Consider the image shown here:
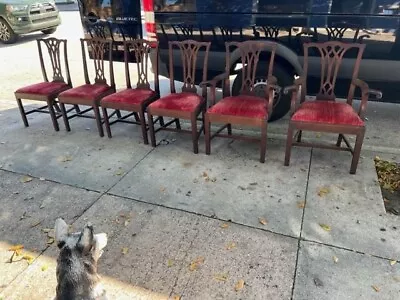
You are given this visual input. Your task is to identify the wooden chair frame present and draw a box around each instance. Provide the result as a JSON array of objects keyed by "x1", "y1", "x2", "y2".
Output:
[
  {"x1": 101, "y1": 39, "x2": 160, "y2": 144},
  {"x1": 14, "y1": 38, "x2": 73, "y2": 131},
  {"x1": 284, "y1": 41, "x2": 382, "y2": 174},
  {"x1": 147, "y1": 40, "x2": 211, "y2": 153},
  {"x1": 58, "y1": 38, "x2": 115, "y2": 137},
  {"x1": 201, "y1": 41, "x2": 281, "y2": 163}
]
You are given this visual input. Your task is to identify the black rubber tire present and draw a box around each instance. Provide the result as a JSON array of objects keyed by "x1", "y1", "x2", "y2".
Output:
[
  {"x1": 42, "y1": 27, "x2": 57, "y2": 35},
  {"x1": 0, "y1": 18, "x2": 18, "y2": 44},
  {"x1": 231, "y1": 63, "x2": 294, "y2": 122}
]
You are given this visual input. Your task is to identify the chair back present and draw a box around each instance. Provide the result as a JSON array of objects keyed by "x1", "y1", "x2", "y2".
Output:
[
  {"x1": 168, "y1": 40, "x2": 211, "y2": 99},
  {"x1": 123, "y1": 39, "x2": 159, "y2": 95},
  {"x1": 301, "y1": 41, "x2": 365, "y2": 103},
  {"x1": 80, "y1": 38, "x2": 115, "y2": 88},
  {"x1": 37, "y1": 37, "x2": 71, "y2": 86}
]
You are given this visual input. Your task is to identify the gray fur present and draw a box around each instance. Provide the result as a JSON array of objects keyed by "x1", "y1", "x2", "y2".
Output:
[{"x1": 54, "y1": 218, "x2": 108, "y2": 300}]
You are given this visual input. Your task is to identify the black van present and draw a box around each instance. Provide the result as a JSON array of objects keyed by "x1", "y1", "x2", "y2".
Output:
[{"x1": 77, "y1": 0, "x2": 400, "y2": 121}]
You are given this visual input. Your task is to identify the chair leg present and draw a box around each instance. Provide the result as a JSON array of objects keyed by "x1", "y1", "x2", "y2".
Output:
[
  {"x1": 336, "y1": 134, "x2": 343, "y2": 147},
  {"x1": 116, "y1": 109, "x2": 122, "y2": 119},
  {"x1": 47, "y1": 100, "x2": 59, "y2": 132},
  {"x1": 260, "y1": 120, "x2": 267, "y2": 163},
  {"x1": 139, "y1": 109, "x2": 149, "y2": 145},
  {"x1": 54, "y1": 102, "x2": 61, "y2": 113},
  {"x1": 132, "y1": 112, "x2": 140, "y2": 123},
  {"x1": 59, "y1": 102, "x2": 71, "y2": 132},
  {"x1": 284, "y1": 124, "x2": 294, "y2": 166},
  {"x1": 191, "y1": 114, "x2": 199, "y2": 154},
  {"x1": 227, "y1": 124, "x2": 232, "y2": 135},
  {"x1": 205, "y1": 114, "x2": 211, "y2": 155},
  {"x1": 16, "y1": 98, "x2": 29, "y2": 127},
  {"x1": 350, "y1": 130, "x2": 365, "y2": 174},
  {"x1": 297, "y1": 130, "x2": 302, "y2": 142},
  {"x1": 175, "y1": 118, "x2": 181, "y2": 130},
  {"x1": 93, "y1": 105, "x2": 104, "y2": 137},
  {"x1": 148, "y1": 113, "x2": 157, "y2": 147},
  {"x1": 159, "y1": 117, "x2": 165, "y2": 127},
  {"x1": 102, "y1": 107, "x2": 112, "y2": 138},
  {"x1": 74, "y1": 105, "x2": 81, "y2": 113}
]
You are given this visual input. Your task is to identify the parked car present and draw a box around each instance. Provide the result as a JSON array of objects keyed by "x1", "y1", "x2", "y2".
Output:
[
  {"x1": 0, "y1": 0, "x2": 61, "y2": 44},
  {"x1": 77, "y1": 0, "x2": 400, "y2": 121}
]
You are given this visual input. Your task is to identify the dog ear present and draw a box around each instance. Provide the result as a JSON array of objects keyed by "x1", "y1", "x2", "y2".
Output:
[
  {"x1": 55, "y1": 218, "x2": 68, "y2": 248},
  {"x1": 77, "y1": 223, "x2": 94, "y2": 254},
  {"x1": 92, "y1": 233, "x2": 108, "y2": 260}
]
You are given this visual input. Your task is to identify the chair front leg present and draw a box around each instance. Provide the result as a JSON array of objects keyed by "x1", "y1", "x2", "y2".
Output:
[
  {"x1": 102, "y1": 107, "x2": 112, "y2": 138},
  {"x1": 284, "y1": 124, "x2": 294, "y2": 166},
  {"x1": 227, "y1": 124, "x2": 232, "y2": 135},
  {"x1": 59, "y1": 102, "x2": 71, "y2": 132},
  {"x1": 350, "y1": 129, "x2": 365, "y2": 174},
  {"x1": 47, "y1": 99, "x2": 60, "y2": 131},
  {"x1": 260, "y1": 119, "x2": 267, "y2": 163},
  {"x1": 93, "y1": 104, "x2": 104, "y2": 137},
  {"x1": 148, "y1": 112, "x2": 157, "y2": 147},
  {"x1": 191, "y1": 114, "x2": 199, "y2": 154},
  {"x1": 336, "y1": 134, "x2": 343, "y2": 147},
  {"x1": 175, "y1": 118, "x2": 181, "y2": 130},
  {"x1": 139, "y1": 108, "x2": 149, "y2": 145},
  {"x1": 205, "y1": 114, "x2": 211, "y2": 155},
  {"x1": 16, "y1": 98, "x2": 29, "y2": 127}
]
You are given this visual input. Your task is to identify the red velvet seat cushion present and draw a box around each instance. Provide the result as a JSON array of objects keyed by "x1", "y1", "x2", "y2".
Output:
[
  {"x1": 101, "y1": 88, "x2": 156, "y2": 107},
  {"x1": 15, "y1": 81, "x2": 69, "y2": 95},
  {"x1": 292, "y1": 101, "x2": 364, "y2": 126},
  {"x1": 58, "y1": 84, "x2": 111, "y2": 101},
  {"x1": 207, "y1": 95, "x2": 267, "y2": 119},
  {"x1": 148, "y1": 92, "x2": 203, "y2": 112}
]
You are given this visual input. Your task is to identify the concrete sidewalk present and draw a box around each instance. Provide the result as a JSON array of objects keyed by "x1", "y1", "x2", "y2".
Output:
[{"x1": 0, "y1": 98, "x2": 399, "y2": 300}]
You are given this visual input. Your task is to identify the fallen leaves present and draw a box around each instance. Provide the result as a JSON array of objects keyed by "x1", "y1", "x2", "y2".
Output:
[
  {"x1": 297, "y1": 201, "x2": 306, "y2": 209},
  {"x1": 8, "y1": 245, "x2": 35, "y2": 264},
  {"x1": 319, "y1": 224, "x2": 331, "y2": 232},
  {"x1": 374, "y1": 157, "x2": 400, "y2": 192},
  {"x1": 371, "y1": 285, "x2": 380, "y2": 292},
  {"x1": 173, "y1": 296, "x2": 181, "y2": 300},
  {"x1": 189, "y1": 256, "x2": 205, "y2": 271},
  {"x1": 234, "y1": 279, "x2": 245, "y2": 291},
  {"x1": 220, "y1": 223, "x2": 230, "y2": 229},
  {"x1": 332, "y1": 256, "x2": 339, "y2": 263},
  {"x1": 226, "y1": 242, "x2": 236, "y2": 250},
  {"x1": 8, "y1": 245, "x2": 24, "y2": 252},
  {"x1": 58, "y1": 155, "x2": 73, "y2": 163},
  {"x1": 317, "y1": 187, "x2": 330, "y2": 197},
  {"x1": 20, "y1": 176, "x2": 33, "y2": 183},
  {"x1": 46, "y1": 237, "x2": 55, "y2": 245},
  {"x1": 389, "y1": 260, "x2": 397, "y2": 266},
  {"x1": 30, "y1": 220, "x2": 42, "y2": 228},
  {"x1": 214, "y1": 273, "x2": 229, "y2": 282},
  {"x1": 114, "y1": 169, "x2": 124, "y2": 176},
  {"x1": 259, "y1": 217, "x2": 268, "y2": 225},
  {"x1": 121, "y1": 247, "x2": 129, "y2": 255},
  {"x1": 167, "y1": 259, "x2": 174, "y2": 267},
  {"x1": 41, "y1": 264, "x2": 48, "y2": 272},
  {"x1": 22, "y1": 254, "x2": 34, "y2": 265}
]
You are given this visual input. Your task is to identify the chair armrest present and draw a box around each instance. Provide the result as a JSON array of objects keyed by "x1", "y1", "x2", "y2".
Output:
[
  {"x1": 284, "y1": 77, "x2": 304, "y2": 115},
  {"x1": 352, "y1": 79, "x2": 382, "y2": 99},
  {"x1": 200, "y1": 72, "x2": 230, "y2": 88},
  {"x1": 267, "y1": 75, "x2": 282, "y2": 94}
]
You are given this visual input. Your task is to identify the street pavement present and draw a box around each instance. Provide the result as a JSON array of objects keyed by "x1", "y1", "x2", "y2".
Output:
[{"x1": 0, "y1": 6, "x2": 399, "y2": 300}]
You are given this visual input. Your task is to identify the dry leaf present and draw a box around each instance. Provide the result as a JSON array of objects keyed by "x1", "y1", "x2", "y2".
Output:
[
  {"x1": 20, "y1": 176, "x2": 33, "y2": 183},
  {"x1": 319, "y1": 224, "x2": 331, "y2": 232},
  {"x1": 173, "y1": 296, "x2": 181, "y2": 300},
  {"x1": 226, "y1": 242, "x2": 236, "y2": 250},
  {"x1": 259, "y1": 217, "x2": 268, "y2": 225},
  {"x1": 317, "y1": 187, "x2": 330, "y2": 197},
  {"x1": 47, "y1": 237, "x2": 55, "y2": 245},
  {"x1": 121, "y1": 247, "x2": 129, "y2": 255},
  {"x1": 297, "y1": 201, "x2": 306, "y2": 209},
  {"x1": 220, "y1": 223, "x2": 230, "y2": 229},
  {"x1": 167, "y1": 259, "x2": 174, "y2": 267},
  {"x1": 332, "y1": 256, "x2": 339, "y2": 263},
  {"x1": 202, "y1": 172, "x2": 208, "y2": 177},
  {"x1": 235, "y1": 279, "x2": 245, "y2": 291},
  {"x1": 371, "y1": 285, "x2": 380, "y2": 292},
  {"x1": 58, "y1": 155, "x2": 73, "y2": 163},
  {"x1": 30, "y1": 220, "x2": 42, "y2": 228},
  {"x1": 41, "y1": 264, "x2": 48, "y2": 272},
  {"x1": 390, "y1": 260, "x2": 397, "y2": 266},
  {"x1": 214, "y1": 273, "x2": 229, "y2": 282},
  {"x1": 189, "y1": 256, "x2": 205, "y2": 271},
  {"x1": 42, "y1": 228, "x2": 51, "y2": 233},
  {"x1": 160, "y1": 187, "x2": 166, "y2": 192},
  {"x1": 114, "y1": 169, "x2": 124, "y2": 176},
  {"x1": 22, "y1": 254, "x2": 35, "y2": 265},
  {"x1": 8, "y1": 245, "x2": 24, "y2": 252}
]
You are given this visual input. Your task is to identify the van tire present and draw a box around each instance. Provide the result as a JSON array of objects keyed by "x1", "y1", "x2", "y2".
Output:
[
  {"x1": 0, "y1": 19, "x2": 18, "y2": 44},
  {"x1": 42, "y1": 27, "x2": 57, "y2": 35},
  {"x1": 231, "y1": 63, "x2": 293, "y2": 122}
]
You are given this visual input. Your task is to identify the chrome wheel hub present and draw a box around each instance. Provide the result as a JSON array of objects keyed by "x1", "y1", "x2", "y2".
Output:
[
  {"x1": 0, "y1": 22, "x2": 10, "y2": 41},
  {"x1": 253, "y1": 78, "x2": 281, "y2": 108}
]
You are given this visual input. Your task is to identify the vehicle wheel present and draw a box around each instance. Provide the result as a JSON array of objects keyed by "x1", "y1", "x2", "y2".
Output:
[
  {"x1": 0, "y1": 19, "x2": 18, "y2": 44},
  {"x1": 232, "y1": 63, "x2": 294, "y2": 122},
  {"x1": 42, "y1": 27, "x2": 57, "y2": 35}
]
